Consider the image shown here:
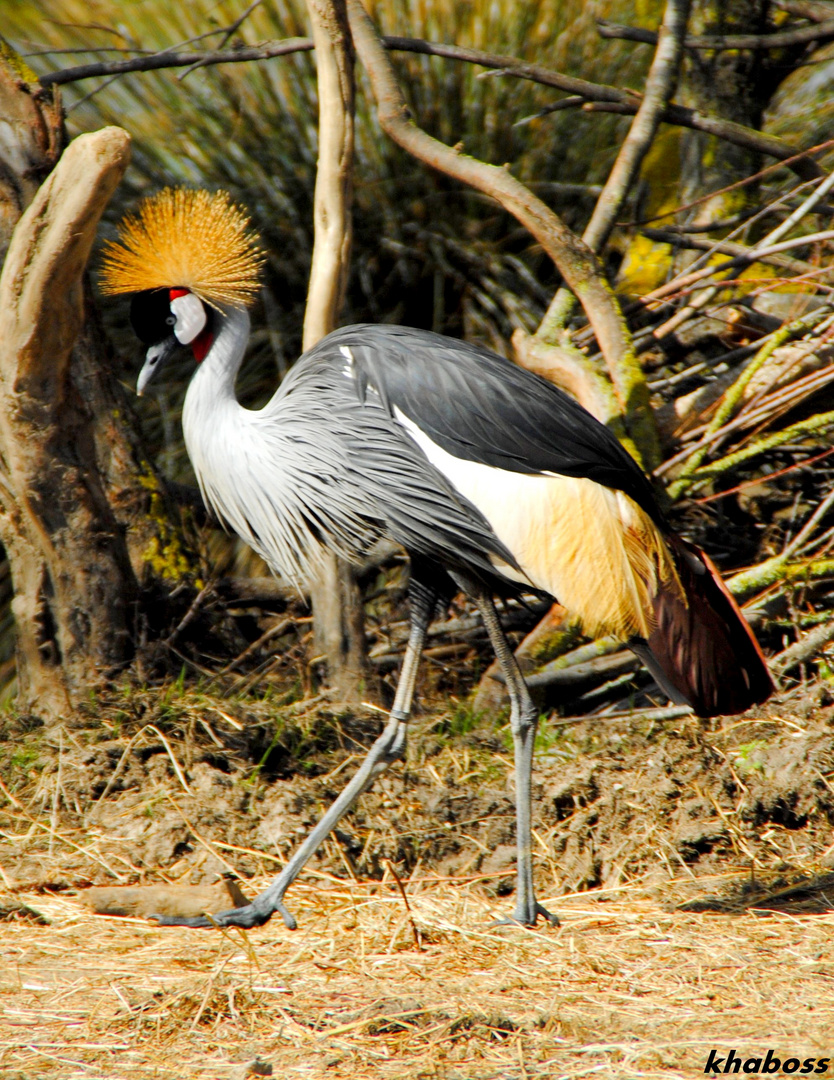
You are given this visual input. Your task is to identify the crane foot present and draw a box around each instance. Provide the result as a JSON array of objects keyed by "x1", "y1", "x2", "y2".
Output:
[
  {"x1": 492, "y1": 901, "x2": 560, "y2": 929},
  {"x1": 148, "y1": 895, "x2": 297, "y2": 930}
]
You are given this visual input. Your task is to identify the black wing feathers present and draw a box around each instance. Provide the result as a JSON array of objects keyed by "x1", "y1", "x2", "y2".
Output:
[{"x1": 318, "y1": 324, "x2": 662, "y2": 522}]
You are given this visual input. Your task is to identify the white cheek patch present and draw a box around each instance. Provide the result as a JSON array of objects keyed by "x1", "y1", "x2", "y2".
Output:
[{"x1": 170, "y1": 293, "x2": 207, "y2": 345}]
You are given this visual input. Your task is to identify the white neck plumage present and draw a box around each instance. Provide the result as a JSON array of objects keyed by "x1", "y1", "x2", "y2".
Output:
[
  {"x1": 188, "y1": 304, "x2": 251, "y2": 401},
  {"x1": 181, "y1": 304, "x2": 251, "y2": 514}
]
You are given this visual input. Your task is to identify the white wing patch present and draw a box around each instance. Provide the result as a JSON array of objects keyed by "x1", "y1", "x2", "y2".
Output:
[
  {"x1": 340, "y1": 344, "x2": 355, "y2": 380},
  {"x1": 394, "y1": 408, "x2": 680, "y2": 639}
]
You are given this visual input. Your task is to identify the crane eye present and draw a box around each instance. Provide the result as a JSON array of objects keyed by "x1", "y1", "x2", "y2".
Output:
[
  {"x1": 165, "y1": 315, "x2": 176, "y2": 326},
  {"x1": 169, "y1": 292, "x2": 207, "y2": 344}
]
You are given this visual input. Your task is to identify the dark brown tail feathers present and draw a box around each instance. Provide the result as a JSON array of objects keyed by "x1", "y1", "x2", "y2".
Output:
[{"x1": 636, "y1": 536, "x2": 774, "y2": 718}]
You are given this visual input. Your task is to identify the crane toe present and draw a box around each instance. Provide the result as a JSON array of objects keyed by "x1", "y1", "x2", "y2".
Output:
[
  {"x1": 492, "y1": 901, "x2": 560, "y2": 929},
  {"x1": 148, "y1": 896, "x2": 296, "y2": 930}
]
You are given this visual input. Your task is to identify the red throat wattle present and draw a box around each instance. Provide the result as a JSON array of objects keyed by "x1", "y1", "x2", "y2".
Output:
[{"x1": 191, "y1": 329, "x2": 214, "y2": 362}]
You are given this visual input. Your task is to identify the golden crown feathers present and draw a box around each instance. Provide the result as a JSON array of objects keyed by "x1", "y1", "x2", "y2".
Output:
[{"x1": 100, "y1": 188, "x2": 265, "y2": 308}]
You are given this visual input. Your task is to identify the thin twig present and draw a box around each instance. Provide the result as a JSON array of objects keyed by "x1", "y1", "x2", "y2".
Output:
[
  {"x1": 39, "y1": 37, "x2": 315, "y2": 84},
  {"x1": 625, "y1": 137, "x2": 834, "y2": 228},
  {"x1": 765, "y1": 168, "x2": 834, "y2": 248},
  {"x1": 383, "y1": 858, "x2": 423, "y2": 950},
  {"x1": 22, "y1": 46, "x2": 156, "y2": 57},
  {"x1": 542, "y1": 0, "x2": 692, "y2": 329},
  {"x1": 48, "y1": 729, "x2": 63, "y2": 858},
  {"x1": 641, "y1": 227, "x2": 817, "y2": 275},
  {"x1": 772, "y1": 619, "x2": 834, "y2": 675},
  {"x1": 597, "y1": 15, "x2": 834, "y2": 51},
  {"x1": 694, "y1": 409, "x2": 834, "y2": 495},
  {"x1": 666, "y1": 310, "x2": 832, "y2": 497},
  {"x1": 550, "y1": 705, "x2": 694, "y2": 725},
  {"x1": 584, "y1": 0, "x2": 692, "y2": 255},
  {"x1": 219, "y1": 617, "x2": 294, "y2": 675},
  {"x1": 178, "y1": 0, "x2": 263, "y2": 79},
  {"x1": 164, "y1": 793, "x2": 244, "y2": 877},
  {"x1": 145, "y1": 725, "x2": 193, "y2": 796},
  {"x1": 0, "y1": 774, "x2": 23, "y2": 809},
  {"x1": 694, "y1": 446, "x2": 834, "y2": 504},
  {"x1": 638, "y1": 229, "x2": 834, "y2": 314},
  {"x1": 648, "y1": 180, "x2": 834, "y2": 340},
  {"x1": 163, "y1": 583, "x2": 215, "y2": 648}
]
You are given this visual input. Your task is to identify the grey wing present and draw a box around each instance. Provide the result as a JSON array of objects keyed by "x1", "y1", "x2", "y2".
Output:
[
  {"x1": 268, "y1": 354, "x2": 523, "y2": 587},
  {"x1": 317, "y1": 323, "x2": 663, "y2": 523}
]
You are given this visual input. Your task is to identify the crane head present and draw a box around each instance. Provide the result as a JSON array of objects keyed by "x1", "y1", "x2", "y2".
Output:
[
  {"x1": 98, "y1": 187, "x2": 265, "y2": 394},
  {"x1": 131, "y1": 287, "x2": 213, "y2": 396}
]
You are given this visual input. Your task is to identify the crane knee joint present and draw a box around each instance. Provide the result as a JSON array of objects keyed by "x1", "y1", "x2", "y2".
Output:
[{"x1": 510, "y1": 704, "x2": 538, "y2": 738}]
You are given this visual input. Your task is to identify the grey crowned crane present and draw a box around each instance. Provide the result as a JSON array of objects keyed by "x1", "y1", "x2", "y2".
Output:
[{"x1": 102, "y1": 188, "x2": 773, "y2": 931}]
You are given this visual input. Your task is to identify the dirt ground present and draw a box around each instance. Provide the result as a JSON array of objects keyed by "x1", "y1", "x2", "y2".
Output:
[{"x1": 3, "y1": 679, "x2": 834, "y2": 1078}]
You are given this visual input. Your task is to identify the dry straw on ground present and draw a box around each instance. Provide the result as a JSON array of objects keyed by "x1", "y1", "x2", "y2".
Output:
[
  {"x1": 2, "y1": 871, "x2": 834, "y2": 1079},
  {"x1": 5, "y1": 691, "x2": 834, "y2": 1077}
]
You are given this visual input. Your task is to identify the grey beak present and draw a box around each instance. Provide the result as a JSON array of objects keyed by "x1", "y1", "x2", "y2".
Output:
[{"x1": 137, "y1": 335, "x2": 179, "y2": 397}]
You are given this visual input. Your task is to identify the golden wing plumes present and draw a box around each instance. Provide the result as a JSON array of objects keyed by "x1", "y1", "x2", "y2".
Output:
[{"x1": 100, "y1": 188, "x2": 265, "y2": 308}]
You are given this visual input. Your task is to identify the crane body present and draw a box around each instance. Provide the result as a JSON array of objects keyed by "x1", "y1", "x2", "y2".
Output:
[{"x1": 103, "y1": 189, "x2": 774, "y2": 931}]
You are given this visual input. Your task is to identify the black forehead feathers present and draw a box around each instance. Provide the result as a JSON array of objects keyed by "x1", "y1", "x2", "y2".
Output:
[{"x1": 129, "y1": 289, "x2": 172, "y2": 344}]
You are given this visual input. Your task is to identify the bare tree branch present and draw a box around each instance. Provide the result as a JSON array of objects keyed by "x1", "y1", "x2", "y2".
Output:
[
  {"x1": 584, "y1": 0, "x2": 692, "y2": 255},
  {"x1": 775, "y1": 0, "x2": 834, "y2": 22},
  {"x1": 178, "y1": 0, "x2": 264, "y2": 79},
  {"x1": 597, "y1": 15, "x2": 834, "y2": 50},
  {"x1": 511, "y1": 330, "x2": 624, "y2": 428},
  {"x1": 641, "y1": 170, "x2": 834, "y2": 347},
  {"x1": 345, "y1": 0, "x2": 660, "y2": 469},
  {"x1": 39, "y1": 39, "x2": 315, "y2": 84},
  {"x1": 543, "y1": 0, "x2": 691, "y2": 333},
  {"x1": 637, "y1": 227, "x2": 834, "y2": 311},
  {"x1": 641, "y1": 227, "x2": 820, "y2": 274},
  {"x1": 772, "y1": 608, "x2": 834, "y2": 674},
  {"x1": 380, "y1": 39, "x2": 823, "y2": 183},
  {"x1": 576, "y1": 99, "x2": 822, "y2": 182},
  {"x1": 37, "y1": 36, "x2": 822, "y2": 183},
  {"x1": 302, "y1": 0, "x2": 354, "y2": 349}
]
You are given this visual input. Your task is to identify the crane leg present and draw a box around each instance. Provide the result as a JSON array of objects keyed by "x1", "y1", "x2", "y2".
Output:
[
  {"x1": 468, "y1": 585, "x2": 559, "y2": 929},
  {"x1": 150, "y1": 580, "x2": 437, "y2": 930}
]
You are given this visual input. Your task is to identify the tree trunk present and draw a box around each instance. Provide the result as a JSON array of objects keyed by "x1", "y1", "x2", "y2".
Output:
[
  {"x1": 303, "y1": 0, "x2": 367, "y2": 704},
  {"x1": 0, "y1": 53, "x2": 201, "y2": 720},
  {"x1": 0, "y1": 50, "x2": 64, "y2": 266},
  {"x1": 0, "y1": 127, "x2": 137, "y2": 721},
  {"x1": 311, "y1": 554, "x2": 367, "y2": 703}
]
